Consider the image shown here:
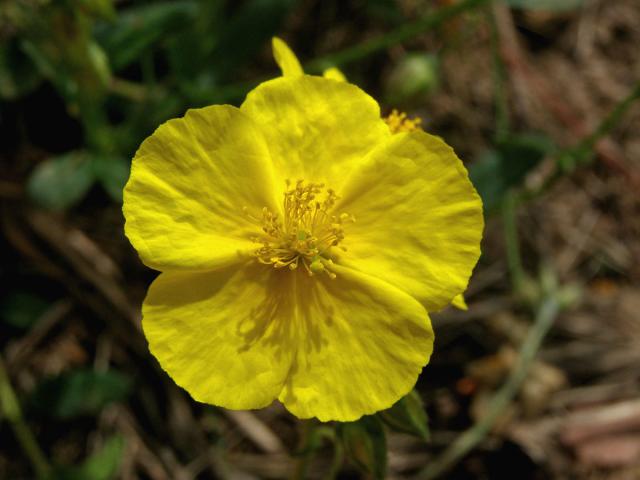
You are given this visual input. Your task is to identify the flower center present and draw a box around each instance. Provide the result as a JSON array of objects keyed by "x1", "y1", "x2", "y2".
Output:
[{"x1": 247, "y1": 180, "x2": 353, "y2": 279}]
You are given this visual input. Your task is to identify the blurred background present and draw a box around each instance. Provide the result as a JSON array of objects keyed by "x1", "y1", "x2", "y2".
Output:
[{"x1": 1, "y1": 0, "x2": 639, "y2": 478}]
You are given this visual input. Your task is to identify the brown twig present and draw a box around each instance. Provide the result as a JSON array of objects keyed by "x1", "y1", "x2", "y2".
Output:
[
  {"x1": 223, "y1": 410, "x2": 286, "y2": 454},
  {"x1": 25, "y1": 210, "x2": 140, "y2": 327},
  {"x1": 5, "y1": 299, "x2": 73, "y2": 372}
]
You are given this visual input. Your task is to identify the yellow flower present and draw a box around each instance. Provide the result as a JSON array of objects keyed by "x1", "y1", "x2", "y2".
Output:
[{"x1": 123, "y1": 38, "x2": 483, "y2": 422}]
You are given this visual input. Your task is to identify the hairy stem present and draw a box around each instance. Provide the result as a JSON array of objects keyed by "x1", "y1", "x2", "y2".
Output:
[{"x1": 503, "y1": 191, "x2": 525, "y2": 292}]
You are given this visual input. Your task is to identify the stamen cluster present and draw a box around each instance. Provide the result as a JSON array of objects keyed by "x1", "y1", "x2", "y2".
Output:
[
  {"x1": 248, "y1": 180, "x2": 353, "y2": 278},
  {"x1": 384, "y1": 109, "x2": 422, "y2": 133}
]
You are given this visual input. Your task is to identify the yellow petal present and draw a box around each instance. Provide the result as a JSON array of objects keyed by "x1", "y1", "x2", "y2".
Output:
[
  {"x1": 279, "y1": 265, "x2": 434, "y2": 422},
  {"x1": 123, "y1": 105, "x2": 280, "y2": 271},
  {"x1": 322, "y1": 67, "x2": 346, "y2": 82},
  {"x1": 241, "y1": 75, "x2": 390, "y2": 188},
  {"x1": 335, "y1": 130, "x2": 484, "y2": 312},
  {"x1": 142, "y1": 265, "x2": 295, "y2": 410},
  {"x1": 272, "y1": 37, "x2": 303, "y2": 77},
  {"x1": 451, "y1": 294, "x2": 468, "y2": 310}
]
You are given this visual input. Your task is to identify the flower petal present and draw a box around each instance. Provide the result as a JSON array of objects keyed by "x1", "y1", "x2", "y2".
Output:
[
  {"x1": 322, "y1": 67, "x2": 346, "y2": 82},
  {"x1": 451, "y1": 294, "x2": 468, "y2": 310},
  {"x1": 272, "y1": 37, "x2": 303, "y2": 77},
  {"x1": 123, "y1": 105, "x2": 280, "y2": 271},
  {"x1": 279, "y1": 265, "x2": 434, "y2": 422},
  {"x1": 142, "y1": 264, "x2": 295, "y2": 410},
  {"x1": 240, "y1": 75, "x2": 390, "y2": 188},
  {"x1": 335, "y1": 130, "x2": 484, "y2": 312}
]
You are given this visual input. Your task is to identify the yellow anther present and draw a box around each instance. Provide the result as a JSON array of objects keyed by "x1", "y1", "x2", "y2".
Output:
[{"x1": 384, "y1": 109, "x2": 422, "y2": 134}]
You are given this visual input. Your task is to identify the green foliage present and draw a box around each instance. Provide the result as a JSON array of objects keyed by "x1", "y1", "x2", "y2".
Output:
[
  {"x1": 166, "y1": 1, "x2": 225, "y2": 84},
  {"x1": 79, "y1": 0, "x2": 117, "y2": 20},
  {"x1": 12, "y1": 1, "x2": 112, "y2": 105},
  {"x1": 53, "y1": 436, "x2": 125, "y2": 480},
  {"x1": 29, "y1": 369, "x2": 132, "y2": 419},
  {"x1": 470, "y1": 133, "x2": 555, "y2": 212},
  {"x1": 95, "y1": 1, "x2": 198, "y2": 71},
  {"x1": 378, "y1": 389, "x2": 430, "y2": 440},
  {"x1": 0, "y1": 292, "x2": 50, "y2": 329},
  {"x1": 339, "y1": 415, "x2": 387, "y2": 480}
]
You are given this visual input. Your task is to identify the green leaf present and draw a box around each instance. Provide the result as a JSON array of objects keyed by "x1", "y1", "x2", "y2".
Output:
[
  {"x1": 0, "y1": 292, "x2": 50, "y2": 329},
  {"x1": 378, "y1": 389, "x2": 430, "y2": 440},
  {"x1": 339, "y1": 415, "x2": 387, "y2": 480},
  {"x1": 29, "y1": 369, "x2": 132, "y2": 419},
  {"x1": 55, "y1": 436, "x2": 125, "y2": 480},
  {"x1": 469, "y1": 150, "x2": 503, "y2": 213},
  {"x1": 27, "y1": 152, "x2": 96, "y2": 212},
  {"x1": 499, "y1": 134, "x2": 555, "y2": 186},
  {"x1": 94, "y1": 1, "x2": 198, "y2": 71},
  {"x1": 469, "y1": 133, "x2": 554, "y2": 212},
  {"x1": 505, "y1": 0, "x2": 584, "y2": 11},
  {"x1": 91, "y1": 156, "x2": 130, "y2": 203}
]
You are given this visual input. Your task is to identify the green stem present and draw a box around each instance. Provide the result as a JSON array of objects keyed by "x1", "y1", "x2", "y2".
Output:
[
  {"x1": 305, "y1": 0, "x2": 492, "y2": 72},
  {"x1": 290, "y1": 420, "x2": 315, "y2": 480},
  {"x1": 574, "y1": 80, "x2": 640, "y2": 156},
  {"x1": 416, "y1": 295, "x2": 560, "y2": 480},
  {"x1": 0, "y1": 358, "x2": 51, "y2": 479},
  {"x1": 502, "y1": 191, "x2": 525, "y2": 293},
  {"x1": 324, "y1": 439, "x2": 344, "y2": 480},
  {"x1": 557, "y1": 80, "x2": 640, "y2": 171}
]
